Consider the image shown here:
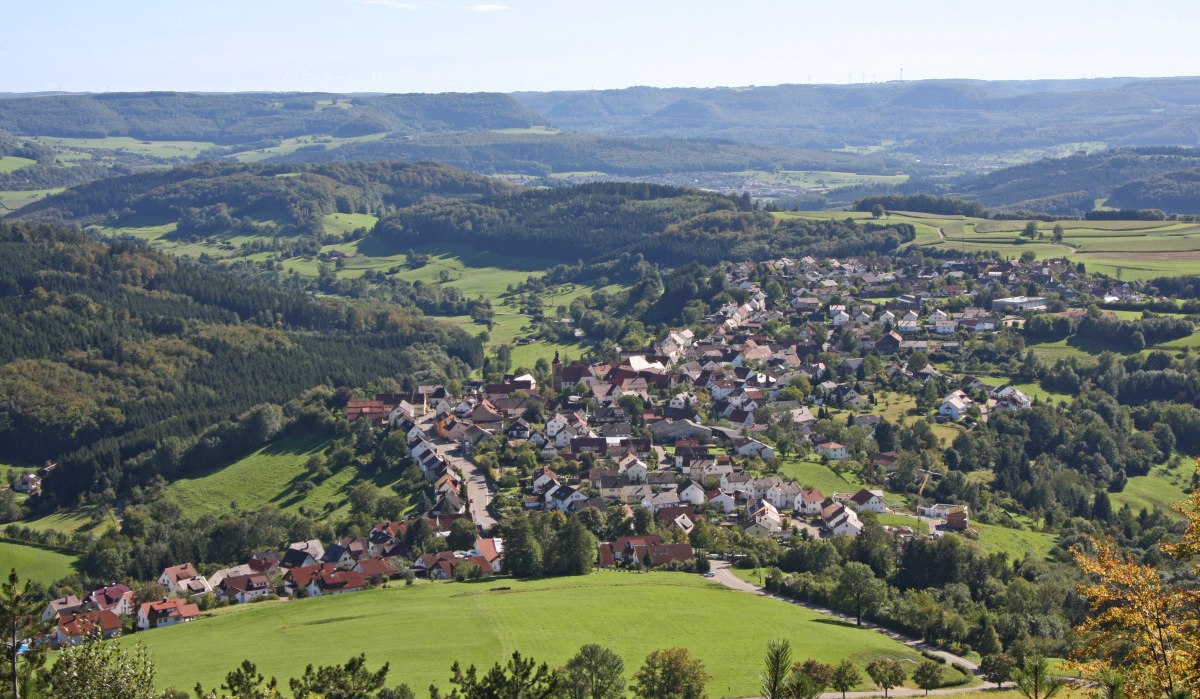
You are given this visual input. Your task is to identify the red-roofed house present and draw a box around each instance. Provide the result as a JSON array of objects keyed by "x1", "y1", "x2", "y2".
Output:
[
  {"x1": 55, "y1": 610, "x2": 121, "y2": 646},
  {"x1": 136, "y1": 598, "x2": 200, "y2": 631},
  {"x1": 88, "y1": 583, "x2": 134, "y2": 617},
  {"x1": 157, "y1": 563, "x2": 199, "y2": 595}
]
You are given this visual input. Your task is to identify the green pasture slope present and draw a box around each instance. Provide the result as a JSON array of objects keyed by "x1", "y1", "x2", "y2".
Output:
[
  {"x1": 164, "y1": 433, "x2": 414, "y2": 521},
  {"x1": 0, "y1": 541, "x2": 78, "y2": 585},
  {"x1": 130, "y1": 572, "x2": 938, "y2": 696}
]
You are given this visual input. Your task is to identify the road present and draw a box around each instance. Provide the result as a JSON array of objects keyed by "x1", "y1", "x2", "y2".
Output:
[
  {"x1": 416, "y1": 410, "x2": 498, "y2": 534},
  {"x1": 709, "y1": 561, "x2": 989, "y2": 698},
  {"x1": 439, "y1": 443, "x2": 498, "y2": 533}
]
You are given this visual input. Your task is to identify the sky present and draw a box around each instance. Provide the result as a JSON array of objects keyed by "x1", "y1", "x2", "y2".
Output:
[{"x1": 5, "y1": 0, "x2": 1200, "y2": 94}]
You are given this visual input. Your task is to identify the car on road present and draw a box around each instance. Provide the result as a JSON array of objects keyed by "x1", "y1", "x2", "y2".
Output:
[{"x1": 702, "y1": 571, "x2": 716, "y2": 578}]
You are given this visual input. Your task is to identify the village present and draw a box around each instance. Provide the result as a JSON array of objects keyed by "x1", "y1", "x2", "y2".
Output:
[{"x1": 35, "y1": 250, "x2": 1147, "y2": 645}]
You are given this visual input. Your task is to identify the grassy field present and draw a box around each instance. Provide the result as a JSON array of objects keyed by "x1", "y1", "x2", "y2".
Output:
[
  {"x1": 0, "y1": 541, "x2": 79, "y2": 585},
  {"x1": 0, "y1": 156, "x2": 36, "y2": 173},
  {"x1": 966, "y1": 522, "x2": 1057, "y2": 561},
  {"x1": 25, "y1": 135, "x2": 217, "y2": 159},
  {"x1": 163, "y1": 433, "x2": 404, "y2": 521},
  {"x1": 129, "y1": 572, "x2": 937, "y2": 696},
  {"x1": 776, "y1": 457, "x2": 865, "y2": 496},
  {"x1": 1113, "y1": 458, "x2": 1194, "y2": 516},
  {"x1": 781, "y1": 211, "x2": 1200, "y2": 279},
  {"x1": 228, "y1": 133, "x2": 386, "y2": 163},
  {"x1": 0, "y1": 187, "x2": 65, "y2": 213}
]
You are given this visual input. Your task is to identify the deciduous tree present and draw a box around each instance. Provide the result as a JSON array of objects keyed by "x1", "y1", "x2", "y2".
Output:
[{"x1": 632, "y1": 648, "x2": 710, "y2": 699}]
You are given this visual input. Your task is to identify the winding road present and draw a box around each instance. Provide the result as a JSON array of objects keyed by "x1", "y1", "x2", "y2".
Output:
[{"x1": 709, "y1": 561, "x2": 991, "y2": 698}]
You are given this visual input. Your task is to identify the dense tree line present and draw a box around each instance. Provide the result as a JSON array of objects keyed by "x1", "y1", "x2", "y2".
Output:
[
  {"x1": 16, "y1": 160, "x2": 509, "y2": 232},
  {"x1": 378, "y1": 184, "x2": 912, "y2": 265},
  {"x1": 854, "y1": 195, "x2": 986, "y2": 217}
]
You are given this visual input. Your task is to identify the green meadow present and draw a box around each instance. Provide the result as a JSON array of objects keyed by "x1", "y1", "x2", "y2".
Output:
[
  {"x1": 0, "y1": 156, "x2": 36, "y2": 173},
  {"x1": 129, "y1": 572, "x2": 940, "y2": 696},
  {"x1": 1113, "y1": 458, "x2": 1195, "y2": 517},
  {"x1": 25, "y1": 135, "x2": 217, "y2": 159},
  {"x1": 0, "y1": 541, "x2": 79, "y2": 585},
  {"x1": 163, "y1": 433, "x2": 410, "y2": 521}
]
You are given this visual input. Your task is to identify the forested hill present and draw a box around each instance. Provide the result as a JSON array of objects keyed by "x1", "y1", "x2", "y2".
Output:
[
  {"x1": 266, "y1": 131, "x2": 881, "y2": 176},
  {"x1": 0, "y1": 92, "x2": 546, "y2": 142},
  {"x1": 12, "y1": 160, "x2": 511, "y2": 234},
  {"x1": 0, "y1": 221, "x2": 481, "y2": 506},
  {"x1": 952, "y1": 147, "x2": 1200, "y2": 214},
  {"x1": 375, "y1": 183, "x2": 915, "y2": 264},
  {"x1": 512, "y1": 78, "x2": 1200, "y2": 157}
]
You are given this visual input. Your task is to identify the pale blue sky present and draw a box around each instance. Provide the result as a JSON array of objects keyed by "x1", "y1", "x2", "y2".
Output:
[{"x1": 6, "y1": 0, "x2": 1199, "y2": 93}]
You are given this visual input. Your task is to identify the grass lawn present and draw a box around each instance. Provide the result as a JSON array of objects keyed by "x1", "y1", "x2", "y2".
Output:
[
  {"x1": 21, "y1": 508, "x2": 118, "y2": 536},
  {"x1": 129, "y1": 572, "x2": 936, "y2": 696},
  {"x1": 776, "y1": 457, "x2": 863, "y2": 495},
  {"x1": 1113, "y1": 458, "x2": 1194, "y2": 516},
  {"x1": 164, "y1": 433, "x2": 399, "y2": 521},
  {"x1": 0, "y1": 541, "x2": 79, "y2": 585}
]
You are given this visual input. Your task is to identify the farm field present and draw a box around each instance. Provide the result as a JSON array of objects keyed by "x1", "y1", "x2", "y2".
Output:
[
  {"x1": 163, "y1": 433, "x2": 405, "y2": 521},
  {"x1": 25, "y1": 135, "x2": 217, "y2": 159},
  {"x1": 129, "y1": 572, "x2": 940, "y2": 696},
  {"x1": 784, "y1": 211, "x2": 1200, "y2": 280},
  {"x1": 736, "y1": 170, "x2": 908, "y2": 190},
  {"x1": 227, "y1": 133, "x2": 386, "y2": 163},
  {"x1": 0, "y1": 541, "x2": 78, "y2": 585}
]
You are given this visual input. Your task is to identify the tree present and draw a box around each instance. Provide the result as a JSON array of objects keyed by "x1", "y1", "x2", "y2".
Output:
[
  {"x1": 979, "y1": 653, "x2": 1015, "y2": 688},
  {"x1": 913, "y1": 660, "x2": 944, "y2": 695},
  {"x1": 1012, "y1": 655, "x2": 1065, "y2": 699},
  {"x1": 46, "y1": 637, "x2": 161, "y2": 699},
  {"x1": 760, "y1": 639, "x2": 793, "y2": 699},
  {"x1": 1071, "y1": 498, "x2": 1200, "y2": 699},
  {"x1": 434, "y1": 651, "x2": 559, "y2": 699},
  {"x1": 554, "y1": 519, "x2": 597, "y2": 576},
  {"x1": 632, "y1": 648, "x2": 710, "y2": 699},
  {"x1": 288, "y1": 655, "x2": 390, "y2": 699},
  {"x1": 447, "y1": 518, "x2": 478, "y2": 551},
  {"x1": 865, "y1": 659, "x2": 906, "y2": 698},
  {"x1": 833, "y1": 562, "x2": 886, "y2": 626},
  {"x1": 1021, "y1": 221, "x2": 1039, "y2": 239},
  {"x1": 789, "y1": 660, "x2": 834, "y2": 699},
  {"x1": 830, "y1": 660, "x2": 862, "y2": 699},
  {"x1": 871, "y1": 203, "x2": 887, "y2": 219},
  {"x1": 560, "y1": 644, "x2": 625, "y2": 699},
  {"x1": 502, "y1": 512, "x2": 543, "y2": 578},
  {"x1": 0, "y1": 569, "x2": 46, "y2": 699},
  {"x1": 1052, "y1": 223, "x2": 1065, "y2": 243},
  {"x1": 195, "y1": 660, "x2": 279, "y2": 699}
]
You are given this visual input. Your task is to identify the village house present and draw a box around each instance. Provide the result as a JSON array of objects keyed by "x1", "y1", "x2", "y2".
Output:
[
  {"x1": 136, "y1": 598, "x2": 200, "y2": 631},
  {"x1": 816, "y1": 441, "x2": 850, "y2": 461}
]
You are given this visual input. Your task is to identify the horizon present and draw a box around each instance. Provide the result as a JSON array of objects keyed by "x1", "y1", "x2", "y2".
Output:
[
  {"x1": 6, "y1": 0, "x2": 1200, "y2": 93},
  {"x1": 3, "y1": 74, "x2": 1198, "y2": 98}
]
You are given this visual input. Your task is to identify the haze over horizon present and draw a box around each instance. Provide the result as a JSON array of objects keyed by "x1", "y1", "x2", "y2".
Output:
[{"x1": 7, "y1": 0, "x2": 1200, "y2": 94}]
